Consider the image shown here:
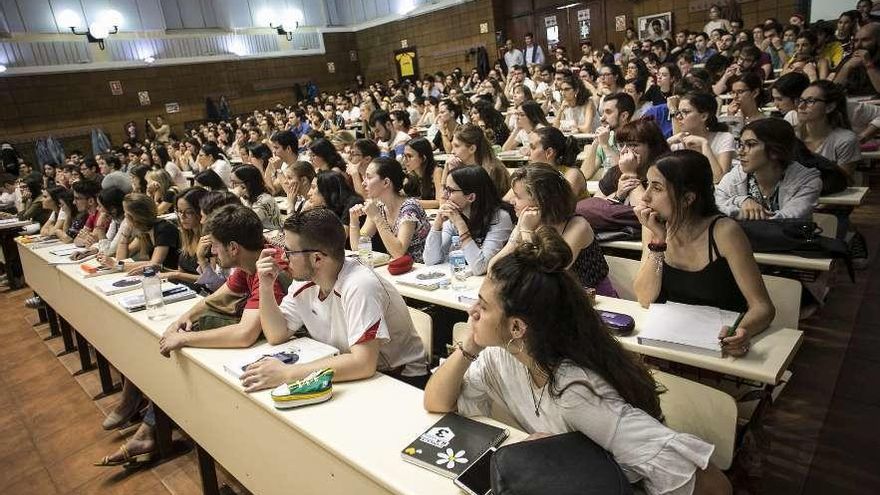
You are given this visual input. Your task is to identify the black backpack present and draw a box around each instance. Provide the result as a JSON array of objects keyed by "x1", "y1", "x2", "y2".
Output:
[{"x1": 738, "y1": 219, "x2": 853, "y2": 281}]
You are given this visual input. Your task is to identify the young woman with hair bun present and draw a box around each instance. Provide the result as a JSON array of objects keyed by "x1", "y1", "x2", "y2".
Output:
[{"x1": 426, "y1": 226, "x2": 733, "y2": 495}]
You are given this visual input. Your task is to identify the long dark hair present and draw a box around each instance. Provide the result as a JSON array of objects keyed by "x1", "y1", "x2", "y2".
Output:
[
  {"x1": 806, "y1": 80, "x2": 851, "y2": 130},
  {"x1": 129, "y1": 165, "x2": 149, "y2": 193},
  {"x1": 371, "y1": 156, "x2": 406, "y2": 192},
  {"x1": 403, "y1": 137, "x2": 437, "y2": 199},
  {"x1": 490, "y1": 227, "x2": 662, "y2": 419},
  {"x1": 520, "y1": 100, "x2": 549, "y2": 128},
  {"x1": 97, "y1": 187, "x2": 126, "y2": 220},
  {"x1": 449, "y1": 166, "x2": 510, "y2": 242},
  {"x1": 682, "y1": 92, "x2": 728, "y2": 132},
  {"x1": 534, "y1": 127, "x2": 580, "y2": 167},
  {"x1": 194, "y1": 169, "x2": 227, "y2": 191},
  {"x1": 309, "y1": 138, "x2": 346, "y2": 169},
  {"x1": 232, "y1": 165, "x2": 268, "y2": 201},
  {"x1": 315, "y1": 170, "x2": 363, "y2": 218},
  {"x1": 652, "y1": 150, "x2": 720, "y2": 236}
]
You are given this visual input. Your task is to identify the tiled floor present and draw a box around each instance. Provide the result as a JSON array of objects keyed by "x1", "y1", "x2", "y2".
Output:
[{"x1": 0, "y1": 178, "x2": 878, "y2": 494}]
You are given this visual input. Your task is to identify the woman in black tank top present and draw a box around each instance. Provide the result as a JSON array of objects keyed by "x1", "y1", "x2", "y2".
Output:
[{"x1": 632, "y1": 150, "x2": 775, "y2": 357}]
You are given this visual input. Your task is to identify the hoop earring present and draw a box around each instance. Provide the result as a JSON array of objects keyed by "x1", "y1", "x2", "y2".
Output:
[{"x1": 505, "y1": 337, "x2": 525, "y2": 355}]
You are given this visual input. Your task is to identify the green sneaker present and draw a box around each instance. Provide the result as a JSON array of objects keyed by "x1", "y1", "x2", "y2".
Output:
[{"x1": 270, "y1": 368, "x2": 334, "y2": 409}]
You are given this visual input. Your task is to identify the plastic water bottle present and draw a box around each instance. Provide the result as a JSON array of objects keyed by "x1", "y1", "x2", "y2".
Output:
[
  {"x1": 448, "y1": 235, "x2": 468, "y2": 291},
  {"x1": 141, "y1": 266, "x2": 166, "y2": 320},
  {"x1": 358, "y1": 235, "x2": 373, "y2": 267}
]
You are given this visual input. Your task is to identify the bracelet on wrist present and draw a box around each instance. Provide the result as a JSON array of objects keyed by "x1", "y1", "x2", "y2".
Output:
[
  {"x1": 647, "y1": 241, "x2": 668, "y2": 252},
  {"x1": 454, "y1": 341, "x2": 480, "y2": 362}
]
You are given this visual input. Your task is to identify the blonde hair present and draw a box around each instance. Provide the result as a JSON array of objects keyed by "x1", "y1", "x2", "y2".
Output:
[
  {"x1": 147, "y1": 169, "x2": 174, "y2": 197},
  {"x1": 123, "y1": 193, "x2": 158, "y2": 253}
]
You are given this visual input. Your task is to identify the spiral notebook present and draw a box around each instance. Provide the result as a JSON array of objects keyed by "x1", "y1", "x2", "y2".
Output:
[{"x1": 401, "y1": 413, "x2": 508, "y2": 478}]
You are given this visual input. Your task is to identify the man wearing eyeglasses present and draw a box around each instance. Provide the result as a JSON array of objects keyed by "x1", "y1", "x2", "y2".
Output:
[
  {"x1": 242, "y1": 208, "x2": 429, "y2": 391},
  {"x1": 160, "y1": 204, "x2": 287, "y2": 356}
]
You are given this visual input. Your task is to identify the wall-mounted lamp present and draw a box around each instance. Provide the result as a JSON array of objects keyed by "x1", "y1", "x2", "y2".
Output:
[
  {"x1": 0, "y1": 64, "x2": 7, "y2": 73},
  {"x1": 58, "y1": 9, "x2": 122, "y2": 50},
  {"x1": 261, "y1": 8, "x2": 304, "y2": 42}
]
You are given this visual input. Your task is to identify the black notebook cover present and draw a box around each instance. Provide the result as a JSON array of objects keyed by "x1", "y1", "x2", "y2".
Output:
[{"x1": 401, "y1": 413, "x2": 508, "y2": 478}]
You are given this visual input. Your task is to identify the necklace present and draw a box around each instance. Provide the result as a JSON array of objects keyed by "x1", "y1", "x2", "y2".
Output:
[{"x1": 524, "y1": 363, "x2": 547, "y2": 417}]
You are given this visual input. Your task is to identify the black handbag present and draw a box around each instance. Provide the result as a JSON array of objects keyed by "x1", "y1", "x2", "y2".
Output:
[
  {"x1": 738, "y1": 219, "x2": 853, "y2": 280},
  {"x1": 490, "y1": 432, "x2": 633, "y2": 495}
]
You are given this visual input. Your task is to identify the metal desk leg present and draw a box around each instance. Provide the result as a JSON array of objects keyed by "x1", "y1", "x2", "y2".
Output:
[
  {"x1": 196, "y1": 444, "x2": 221, "y2": 495},
  {"x1": 65, "y1": 323, "x2": 95, "y2": 375},
  {"x1": 93, "y1": 351, "x2": 121, "y2": 399}
]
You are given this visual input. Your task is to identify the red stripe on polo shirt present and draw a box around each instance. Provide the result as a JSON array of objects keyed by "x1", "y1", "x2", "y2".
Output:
[
  {"x1": 355, "y1": 320, "x2": 381, "y2": 345},
  {"x1": 291, "y1": 282, "x2": 316, "y2": 298}
]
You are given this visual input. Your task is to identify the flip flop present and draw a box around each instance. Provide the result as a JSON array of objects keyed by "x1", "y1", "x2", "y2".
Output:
[{"x1": 94, "y1": 443, "x2": 154, "y2": 467}]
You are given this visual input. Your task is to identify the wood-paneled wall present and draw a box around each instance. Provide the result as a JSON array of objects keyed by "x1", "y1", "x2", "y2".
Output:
[
  {"x1": 0, "y1": 33, "x2": 359, "y2": 148},
  {"x1": 354, "y1": 0, "x2": 498, "y2": 84},
  {"x1": 632, "y1": 0, "x2": 800, "y2": 36}
]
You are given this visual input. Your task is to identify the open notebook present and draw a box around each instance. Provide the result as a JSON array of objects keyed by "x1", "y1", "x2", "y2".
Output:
[{"x1": 637, "y1": 302, "x2": 741, "y2": 357}]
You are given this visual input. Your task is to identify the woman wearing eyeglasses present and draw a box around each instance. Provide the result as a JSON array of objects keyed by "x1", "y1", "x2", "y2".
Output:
[
  {"x1": 349, "y1": 157, "x2": 430, "y2": 262},
  {"x1": 346, "y1": 138, "x2": 381, "y2": 198},
  {"x1": 552, "y1": 74, "x2": 596, "y2": 134},
  {"x1": 724, "y1": 72, "x2": 767, "y2": 137},
  {"x1": 716, "y1": 118, "x2": 821, "y2": 221},
  {"x1": 794, "y1": 80, "x2": 861, "y2": 182},
  {"x1": 667, "y1": 92, "x2": 736, "y2": 183},
  {"x1": 423, "y1": 166, "x2": 514, "y2": 275},
  {"x1": 159, "y1": 187, "x2": 210, "y2": 287}
]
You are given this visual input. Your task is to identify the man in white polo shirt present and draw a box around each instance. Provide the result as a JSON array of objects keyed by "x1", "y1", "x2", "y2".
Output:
[{"x1": 243, "y1": 208, "x2": 428, "y2": 391}]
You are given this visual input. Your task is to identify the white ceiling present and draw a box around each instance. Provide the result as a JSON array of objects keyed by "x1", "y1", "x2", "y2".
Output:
[{"x1": 0, "y1": 0, "x2": 444, "y2": 33}]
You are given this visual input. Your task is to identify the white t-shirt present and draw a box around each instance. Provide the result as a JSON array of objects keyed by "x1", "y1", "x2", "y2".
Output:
[
  {"x1": 459, "y1": 347, "x2": 713, "y2": 495},
  {"x1": 211, "y1": 159, "x2": 232, "y2": 187},
  {"x1": 165, "y1": 161, "x2": 187, "y2": 189},
  {"x1": 671, "y1": 131, "x2": 736, "y2": 157},
  {"x1": 280, "y1": 259, "x2": 427, "y2": 377}
]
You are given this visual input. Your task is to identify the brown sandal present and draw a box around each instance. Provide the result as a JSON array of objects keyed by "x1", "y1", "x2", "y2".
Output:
[{"x1": 94, "y1": 443, "x2": 154, "y2": 467}]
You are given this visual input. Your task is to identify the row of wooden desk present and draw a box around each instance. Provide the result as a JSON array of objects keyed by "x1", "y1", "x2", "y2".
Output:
[{"x1": 17, "y1": 240, "x2": 523, "y2": 495}]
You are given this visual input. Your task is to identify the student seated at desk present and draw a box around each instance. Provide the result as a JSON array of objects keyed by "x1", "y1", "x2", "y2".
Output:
[
  {"x1": 667, "y1": 92, "x2": 736, "y2": 183},
  {"x1": 423, "y1": 166, "x2": 514, "y2": 275},
  {"x1": 98, "y1": 193, "x2": 180, "y2": 274},
  {"x1": 160, "y1": 204, "x2": 286, "y2": 354},
  {"x1": 496, "y1": 165, "x2": 613, "y2": 295},
  {"x1": 424, "y1": 228, "x2": 731, "y2": 495},
  {"x1": 445, "y1": 124, "x2": 511, "y2": 199},
  {"x1": 793, "y1": 80, "x2": 861, "y2": 183},
  {"x1": 593, "y1": 119, "x2": 670, "y2": 206},
  {"x1": 158, "y1": 187, "x2": 210, "y2": 288},
  {"x1": 38, "y1": 187, "x2": 69, "y2": 238},
  {"x1": 715, "y1": 119, "x2": 821, "y2": 220},
  {"x1": 244, "y1": 208, "x2": 429, "y2": 390},
  {"x1": 401, "y1": 137, "x2": 442, "y2": 210},
  {"x1": 191, "y1": 191, "x2": 243, "y2": 292},
  {"x1": 633, "y1": 150, "x2": 775, "y2": 356},
  {"x1": 232, "y1": 165, "x2": 282, "y2": 231},
  {"x1": 348, "y1": 157, "x2": 430, "y2": 263},
  {"x1": 528, "y1": 127, "x2": 588, "y2": 199},
  {"x1": 71, "y1": 179, "x2": 106, "y2": 248}
]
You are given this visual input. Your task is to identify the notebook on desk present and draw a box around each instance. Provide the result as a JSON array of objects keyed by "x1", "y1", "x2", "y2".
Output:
[
  {"x1": 637, "y1": 302, "x2": 741, "y2": 357},
  {"x1": 402, "y1": 413, "x2": 508, "y2": 478},
  {"x1": 223, "y1": 337, "x2": 339, "y2": 379}
]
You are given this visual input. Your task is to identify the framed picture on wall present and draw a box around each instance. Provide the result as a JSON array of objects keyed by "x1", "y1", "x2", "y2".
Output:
[
  {"x1": 637, "y1": 12, "x2": 672, "y2": 40},
  {"x1": 394, "y1": 47, "x2": 419, "y2": 83}
]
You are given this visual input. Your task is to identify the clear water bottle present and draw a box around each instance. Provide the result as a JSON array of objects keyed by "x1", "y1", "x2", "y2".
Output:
[
  {"x1": 448, "y1": 235, "x2": 468, "y2": 291},
  {"x1": 358, "y1": 235, "x2": 373, "y2": 267},
  {"x1": 141, "y1": 266, "x2": 166, "y2": 320}
]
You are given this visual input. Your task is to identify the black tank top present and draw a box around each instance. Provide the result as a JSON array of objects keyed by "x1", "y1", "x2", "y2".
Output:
[{"x1": 657, "y1": 216, "x2": 748, "y2": 313}]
